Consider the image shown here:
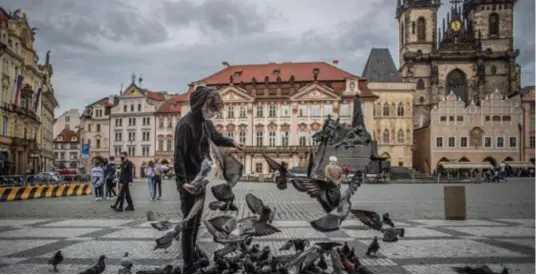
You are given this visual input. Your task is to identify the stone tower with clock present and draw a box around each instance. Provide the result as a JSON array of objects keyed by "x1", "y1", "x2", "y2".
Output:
[{"x1": 396, "y1": 0, "x2": 521, "y2": 127}]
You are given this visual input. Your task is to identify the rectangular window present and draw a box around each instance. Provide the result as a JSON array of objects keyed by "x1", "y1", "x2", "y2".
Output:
[
  {"x1": 268, "y1": 105, "x2": 277, "y2": 118},
  {"x1": 440, "y1": 116, "x2": 446, "y2": 122},
  {"x1": 457, "y1": 116, "x2": 463, "y2": 122},
  {"x1": 299, "y1": 105, "x2": 307, "y2": 117},
  {"x1": 167, "y1": 140, "x2": 172, "y2": 151},
  {"x1": 255, "y1": 163, "x2": 263, "y2": 173},
  {"x1": 239, "y1": 131, "x2": 246, "y2": 144},
  {"x1": 239, "y1": 106, "x2": 247, "y2": 118},
  {"x1": 484, "y1": 136, "x2": 492, "y2": 148},
  {"x1": 96, "y1": 139, "x2": 101, "y2": 149},
  {"x1": 460, "y1": 137, "x2": 468, "y2": 148},
  {"x1": 496, "y1": 137, "x2": 504, "y2": 148},
  {"x1": 158, "y1": 140, "x2": 164, "y2": 151},
  {"x1": 311, "y1": 105, "x2": 321, "y2": 117},
  {"x1": 159, "y1": 117, "x2": 164, "y2": 128},
  {"x1": 324, "y1": 104, "x2": 333, "y2": 117},
  {"x1": 256, "y1": 106, "x2": 263, "y2": 117},
  {"x1": 114, "y1": 146, "x2": 121, "y2": 157},
  {"x1": 130, "y1": 105, "x2": 134, "y2": 112},
  {"x1": 227, "y1": 106, "x2": 234, "y2": 118},
  {"x1": 280, "y1": 105, "x2": 290, "y2": 117},
  {"x1": 530, "y1": 136, "x2": 535, "y2": 148},
  {"x1": 128, "y1": 146, "x2": 135, "y2": 156},
  {"x1": 96, "y1": 124, "x2": 101, "y2": 132},
  {"x1": 508, "y1": 136, "x2": 516, "y2": 148},
  {"x1": 87, "y1": 124, "x2": 92, "y2": 132},
  {"x1": 269, "y1": 132, "x2": 276, "y2": 146},
  {"x1": 436, "y1": 137, "x2": 443, "y2": 148},
  {"x1": 138, "y1": 104, "x2": 141, "y2": 112},
  {"x1": 123, "y1": 105, "x2": 127, "y2": 112},
  {"x1": 256, "y1": 132, "x2": 263, "y2": 146},
  {"x1": 65, "y1": 116, "x2": 70, "y2": 122},
  {"x1": 142, "y1": 145, "x2": 149, "y2": 156},
  {"x1": 339, "y1": 104, "x2": 350, "y2": 117},
  {"x1": 299, "y1": 132, "x2": 307, "y2": 146},
  {"x1": 448, "y1": 137, "x2": 455, "y2": 148},
  {"x1": 281, "y1": 131, "x2": 289, "y2": 146}
]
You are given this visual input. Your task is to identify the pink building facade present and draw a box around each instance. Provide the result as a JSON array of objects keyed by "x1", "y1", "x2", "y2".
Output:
[{"x1": 413, "y1": 90, "x2": 523, "y2": 174}]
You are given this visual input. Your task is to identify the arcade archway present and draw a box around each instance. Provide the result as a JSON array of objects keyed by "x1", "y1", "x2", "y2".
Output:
[{"x1": 483, "y1": 156, "x2": 497, "y2": 167}]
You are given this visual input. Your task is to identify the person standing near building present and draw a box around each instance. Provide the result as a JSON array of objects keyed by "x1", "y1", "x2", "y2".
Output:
[
  {"x1": 145, "y1": 161, "x2": 155, "y2": 200},
  {"x1": 153, "y1": 159, "x2": 163, "y2": 200},
  {"x1": 499, "y1": 161, "x2": 507, "y2": 182},
  {"x1": 91, "y1": 161, "x2": 105, "y2": 201},
  {"x1": 104, "y1": 157, "x2": 117, "y2": 199},
  {"x1": 112, "y1": 152, "x2": 134, "y2": 212},
  {"x1": 174, "y1": 86, "x2": 244, "y2": 273}
]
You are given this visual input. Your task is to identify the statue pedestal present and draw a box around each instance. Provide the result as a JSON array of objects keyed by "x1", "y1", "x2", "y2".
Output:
[{"x1": 318, "y1": 145, "x2": 372, "y2": 176}]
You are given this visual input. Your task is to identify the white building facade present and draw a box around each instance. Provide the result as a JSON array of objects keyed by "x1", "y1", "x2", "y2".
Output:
[{"x1": 53, "y1": 108, "x2": 81, "y2": 137}]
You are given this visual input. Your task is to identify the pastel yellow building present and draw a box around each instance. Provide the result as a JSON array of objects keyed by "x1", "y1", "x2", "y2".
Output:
[
  {"x1": 362, "y1": 48, "x2": 415, "y2": 168},
  {"x1": 0, "y1": 9, "x2": 58, "y2": 174}
]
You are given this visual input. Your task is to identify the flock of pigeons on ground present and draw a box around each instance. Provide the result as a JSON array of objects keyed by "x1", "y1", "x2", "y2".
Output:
[{"x1": 44, "y1": 141, "x2": 509, "y2": 274}]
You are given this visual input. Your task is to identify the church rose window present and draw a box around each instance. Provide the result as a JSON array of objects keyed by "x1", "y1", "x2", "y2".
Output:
[{"x1": 446, "y1": 69, "x2": 468, "y2": 103}]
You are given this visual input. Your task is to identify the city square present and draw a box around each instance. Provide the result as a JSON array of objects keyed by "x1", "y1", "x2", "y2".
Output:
[{"x1": 0, "y1": 179, "x2": 534, "y2": 273}]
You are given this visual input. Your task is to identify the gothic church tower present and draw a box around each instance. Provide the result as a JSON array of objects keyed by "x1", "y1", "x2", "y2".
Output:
[{"x1": 396, "y1": 0, "x2": 521, "y2": 128}]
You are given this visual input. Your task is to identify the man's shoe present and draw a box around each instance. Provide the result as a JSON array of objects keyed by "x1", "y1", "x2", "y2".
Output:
[
  {"x1": 110, "y1": 205, "x2": 116, "y2": 210},
  {"x1": 125, "y1": 207, "x2": 134, "y2": 211}
]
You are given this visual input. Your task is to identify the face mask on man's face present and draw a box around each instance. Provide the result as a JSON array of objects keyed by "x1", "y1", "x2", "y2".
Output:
[
  {"x1": 201, "y1": 107, "x2": 217, "y2": 120},
  {"x1": 202, "y1": 91, "x2": 222, "y2": 120}
]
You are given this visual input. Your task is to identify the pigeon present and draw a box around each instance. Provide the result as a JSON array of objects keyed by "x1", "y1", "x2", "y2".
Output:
[
  {"x1": 203, "y1": 215, "x2": 280, "y2": 244},
  {"x1": 366, "y1": 236, "x2": 380, "y2": 257},
  {"x1": 208, "y1": 140, "x2": 243, "y2": 212},
  {"x1": 241, "y1": 255, "x2": 256, "y2": 274},
  {"x1": 453, "y1": 265, "x2": 509, "y2": 274},
  {"x1": 351, "y1": 209, "x2": 405, "y2": 242},
  {"x1": 310, "y1": 172, "x2": 362, "y2": 232},
  {"x1": 279, "y1": 239, "x2": 311, "y2": 253},
  {"x1": 382, "y1": 213, "x2": 395, "y2": 228},
  {"x1": 289, "y1": 177, "x2": 341, "y2": 213},
  {"x1": 146, "y1": 211, "x2": 174, "y2": 231},
  {"x1": 79, "y1": 255, "x2": 106, "y2": 274},
  {"x1": 316, "y1": 254, "x2": 328, "y2": 270},
  {"x1": 251, "y1": 245, "x2": 271, "y2": 262},
  {"x1": 136, "y1": 265, "x2": 173, "y2": 274},
  {"x1": 330, "y1": 248, "x2": 346, "y2": 274},
  {"x1": 245, "y1": 193, "x2": 276, "y2": 224},
  {"x1": 186, "y1": 157, "x2": 214, "y2": 195},
  {"x1": 286, "y1": 242, "x2": 342, "y2": 274},
  {"x1": 48, "y1": 250, "x2": 63, "y2": 272},
  {"x1": 261, "y1": 152, "x2": 295, "y2": 188}
]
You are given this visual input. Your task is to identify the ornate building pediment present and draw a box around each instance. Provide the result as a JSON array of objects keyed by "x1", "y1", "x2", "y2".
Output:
[
  {"x1": 220, "y1": 87, "x2": 254, "y2": 102},
  {"x1": 290, "y1": 83, "x2": 340, "y2": 101}
]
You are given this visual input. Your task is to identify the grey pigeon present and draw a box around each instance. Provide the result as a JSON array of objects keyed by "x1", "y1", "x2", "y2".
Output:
[
  {"x1": 79, "y1": 255, "x2": 106, "y2": 274},
  {"x1": 453, "y1": 265, "x2": 509, "y2": 274},
  {"x1": 245, "y1": 193, "x2": 276, "y2": 223},
  {"x1": 330, "y1": 247, "x2": 345, "y2": 274},
  {"x1": 279, "y1": 239, "x2": 310, "y2": 253},
  {"x1": 310, "y1": 172, "x2": 361, "y2": 232},
  {"x1": 48, "y1": 250, "x2": 63, "y2": 272},
  {"x1": 286, "y1": 242, "x2": 342, "y2": 274},
  {"x1": 351, "y1": 209, "x2": 405, "y2": 242},
  {"x1": 208, "y1": 140, "x2": 243, "y2": 212},
  {"x1": 288, "y1": 177, "x2": 341, "y2": 213},
  {"x1": 366, "y1": 236, "x2": 380, "y2": 257},
  {"x1": 203, "y1": 215, "x2": 280, "y2": 244}
]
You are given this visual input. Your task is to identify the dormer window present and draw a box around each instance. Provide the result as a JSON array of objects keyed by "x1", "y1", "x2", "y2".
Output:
[
  {"x1": 273, "y1": 69, "x2": 280, "y2": 77},
  {"x1": 233, "y1": 71, "x2": 242, "y2": 78},
  {"x1": 71, "y1": 137, "x2": 77, "y2": 142},
  {"x1": 349, "y1": 82, "x2": 356, "y2": 91},
  {"x1": 57, "y1": 137, "x2": 63, "y2": 141}
]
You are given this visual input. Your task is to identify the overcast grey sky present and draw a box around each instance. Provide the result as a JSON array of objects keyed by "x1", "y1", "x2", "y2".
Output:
[{"x1": 4, "y1": 0, "x2": 535, "y2": 115}]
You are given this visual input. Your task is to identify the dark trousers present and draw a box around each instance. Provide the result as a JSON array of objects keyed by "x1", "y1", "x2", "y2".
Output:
[
  {"x1": 180, "y1": 190, "x2": 205, "y2": 272},
  {"x1": 117, "y1": 182, "x2": 134, "y2": 210},
  {"x1": 153, "y1": 175, "x2": 162, "y2": 199},
  {"x1": 95, "y1": 185, "x2": 104, "y2": 198},
  {"x1": 105, "y1": 179, "x2": 117, "y2": 197}
]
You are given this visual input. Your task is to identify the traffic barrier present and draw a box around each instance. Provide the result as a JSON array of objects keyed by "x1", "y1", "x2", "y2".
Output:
[{"x1": 0, "y1": 183, "x2": 92, "y2": 202}]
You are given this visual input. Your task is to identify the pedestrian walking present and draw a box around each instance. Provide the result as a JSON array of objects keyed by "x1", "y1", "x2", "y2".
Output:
[
  {"x1": 104, "y1": 157, "x2": 117, "y2": 199},
  {"x1": 174, "y1": 86, "x2": 244, "y2": 273},
  {"x1": 111, "y1": 152, "x2": 134, "y2": 212},
  {"x1": 145, "y1": 161, "x2": 155, "y2": 200},
  {"x1": 499, "y1": 161, "x2": 507, "y2": 182},
  {"x1": 91, "y1": 161, "x2": 105, "y2": 201},
  {"x1": 153, "y1": 159, "x2": 163, "y2": 200}
]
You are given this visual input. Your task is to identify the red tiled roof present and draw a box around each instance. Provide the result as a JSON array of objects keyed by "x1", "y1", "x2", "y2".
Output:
[
  {"x1": 198, "y1": 62, "x2": 357, "y2": 84},
  {"x1": 143, "y1": 89, "x2": 166, "y2": 101},
  {"x1": 98, "y1": 96, "x2": 119, "y2": 107},
  {"x1": 55, "y1": 129, "x2": 79, "y2": 143},
  {"x1": 156, "y1": 92, "x2": 191, "y2": 114},
  {"x1": 0, "y1": 8, "x2": 9, "y2": 27}
]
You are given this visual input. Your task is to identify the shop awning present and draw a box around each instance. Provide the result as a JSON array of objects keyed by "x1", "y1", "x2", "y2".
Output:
[
  {"x1": 439, "y1": 162, "x2": 493, "y2": 169},
  {"x1": 505, "y1": 161, "x2": 535, "y2": 169}
]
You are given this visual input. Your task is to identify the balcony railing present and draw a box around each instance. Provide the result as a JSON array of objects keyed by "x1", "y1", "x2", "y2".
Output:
[{"x1": 0, "y1": 103, "x2": 40, "y2": 123}]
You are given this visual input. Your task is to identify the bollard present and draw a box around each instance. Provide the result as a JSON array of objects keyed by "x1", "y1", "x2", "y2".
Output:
[{"x1": 444, "y1": 185, "x2": 466, "y2": 220}]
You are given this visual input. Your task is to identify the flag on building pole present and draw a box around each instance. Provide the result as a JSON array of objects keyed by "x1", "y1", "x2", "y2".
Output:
[
  {"x1": 34, "y1": 87, "x2": 42, "y2": 112},
  {"x1": 12, "y1": 75, "x2": 24, "y2": 105}
]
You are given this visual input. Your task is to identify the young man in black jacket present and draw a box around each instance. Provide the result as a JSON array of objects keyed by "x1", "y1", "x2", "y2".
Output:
[
  {"x1": 112, "y1": 151, "x2": 134, "y2": 212},
  {"x1": 174, "y1": 86, "x2": 243, "y2": 273}
]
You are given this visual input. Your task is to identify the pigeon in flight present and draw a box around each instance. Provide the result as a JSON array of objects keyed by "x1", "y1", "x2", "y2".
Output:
[
  {"x1": 309, "y1": 172, "x2": 362, "y2": 232},
  {"x1": 245, "y1": 193, "x2": 276, "y2": 224},
  {"x1": 351, "y1": 209, "x2": 405, "y2": 242},
  {"x1": 261, "y1": 151, "x2": 295, "y2": 189},
  {"x1": 48, "y1": 250, "x2": 63, "y2": 272},
  {"x1": 208, "y1": 140, "x2": 243, "y2": 212},
  {"x1": 79, "y1": 255, "x2": 106, "y2": 274},
  {"x1": 453, "y1": 265, "x2": 509, "y2": 274},
  {"x1": 203, "y1": 215, "x2": 280, "y2": 244}
]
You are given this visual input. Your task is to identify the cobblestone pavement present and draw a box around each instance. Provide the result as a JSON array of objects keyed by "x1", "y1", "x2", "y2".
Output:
[
  {"x1": 0, "y1": 217, "x2": 533, "y2": 274},
  {"x1": 0, "y1": 178, "x2": 533, "y2": 220}
]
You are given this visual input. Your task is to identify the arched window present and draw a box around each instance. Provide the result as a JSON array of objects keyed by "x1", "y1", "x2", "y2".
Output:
[
  {"x1": 419, "y1": 96, "x2": 425, "y2": 104},
  {"x1": 382, "y1": 103, "x2": 390, "y2": 116},
  {"x1": 400, "y1": 23, "x2": 405, "y2": 45},
  {"x1": 446, "y1": 69, "x2": 468, "y2": 103},
  {"x1": 417, "y1": 17, "x2": 426, "y2": 41},
  {"x1": 397, "y1": 129, "x2": 405, "y2": 144},
  {"x1": 416, "y1": 79, "x2": 425, "y2": 90},
  {"x1": 382, "y1": 129, "x2": 390, "y2": 144},
  {"x1": 397, "y1": 103, "x2": 405, "y2": 116},
  {"x1": 489, "y1": 13, "x2": 499, "y2": 36}
]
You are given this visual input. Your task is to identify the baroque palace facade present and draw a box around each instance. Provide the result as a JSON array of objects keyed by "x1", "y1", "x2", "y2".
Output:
[{"x1": 0, "y1": 9, "x2": 58, "y2": 175}]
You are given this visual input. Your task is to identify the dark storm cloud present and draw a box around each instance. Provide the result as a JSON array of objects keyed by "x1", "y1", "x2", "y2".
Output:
[
  {"x1": 513, "y1": 0, "x2": 535, "y2": 85},
  {"x1": 161, "y1": 0, "x2": 272, "y2": 37}
]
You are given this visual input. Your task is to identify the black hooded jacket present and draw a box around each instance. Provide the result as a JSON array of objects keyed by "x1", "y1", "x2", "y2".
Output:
[{"x1": 173, "y1": 86, "x2": 235, "y2": 188}]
